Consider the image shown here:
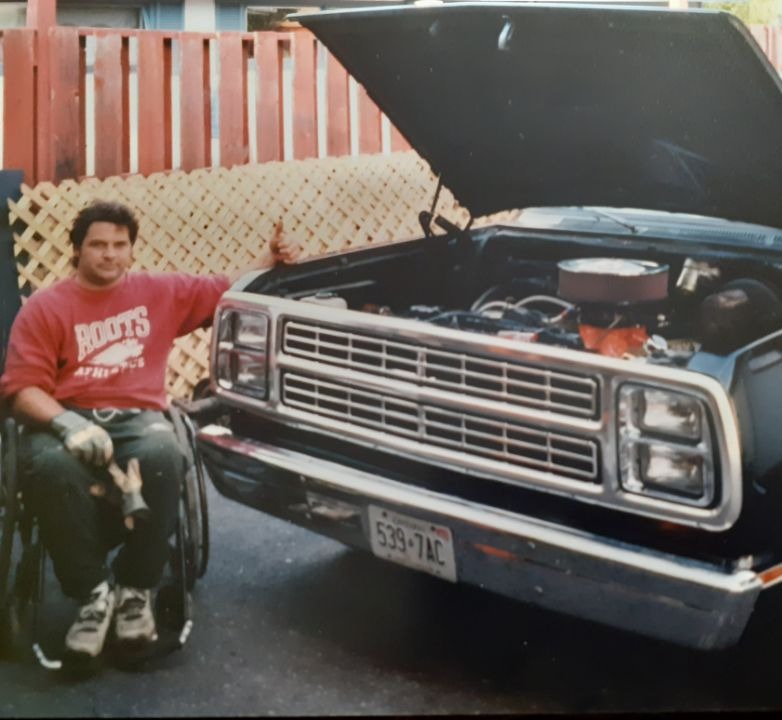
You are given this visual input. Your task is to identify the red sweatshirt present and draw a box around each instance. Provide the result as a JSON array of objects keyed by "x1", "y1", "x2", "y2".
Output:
[{"x1": 0, "y1": 272, "x2": 231, "y2": 410}]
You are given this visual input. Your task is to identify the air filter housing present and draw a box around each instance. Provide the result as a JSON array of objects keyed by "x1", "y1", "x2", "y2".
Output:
[{"x1": 558, "y1": 258, "x2": 669, "y2": 305}]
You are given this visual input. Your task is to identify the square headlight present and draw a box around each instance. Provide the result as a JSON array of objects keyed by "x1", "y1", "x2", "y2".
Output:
[
  {"x1": 233, "y1": 351, "x2": 268, "y2": 396},
  {"x1": 620, "y1": 442, "x2": 708, "y2": 500},
  {"x1": 619, "y1": 386, "x2": 703, "y2": 441},
  {"x1": 234, "y1": 313, "x2": 269, "y2": 349},
  {"x1": 217, "y1": 310, "x2": 269, "y2": 347}
]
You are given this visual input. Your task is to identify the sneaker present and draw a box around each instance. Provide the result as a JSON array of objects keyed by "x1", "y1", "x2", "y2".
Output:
[
  {"x1": 64, "y1": 581, "x2": 115, "y2": 658},
  {"x1": 115, "y1": 586, "x2": 158, "y2": 644}
]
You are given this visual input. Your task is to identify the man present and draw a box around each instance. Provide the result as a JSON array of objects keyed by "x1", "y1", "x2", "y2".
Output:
[{"x1": 0, "y1": 200, "x2": 299, "y2": 663}]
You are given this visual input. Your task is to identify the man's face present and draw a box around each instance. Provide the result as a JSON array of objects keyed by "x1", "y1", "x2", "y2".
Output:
[{"x1": 74, "y1": 221, "x2": 133, "y2": 288}]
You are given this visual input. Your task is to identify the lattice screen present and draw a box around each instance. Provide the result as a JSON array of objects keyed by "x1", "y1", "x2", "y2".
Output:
[{"x1": 8, "y1": 151, "x2": 514, "y2": 399}]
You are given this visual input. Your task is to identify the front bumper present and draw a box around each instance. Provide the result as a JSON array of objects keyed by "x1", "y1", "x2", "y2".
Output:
[{"x1": 197, "y1": 424, "x2": 762, "y2": 650}]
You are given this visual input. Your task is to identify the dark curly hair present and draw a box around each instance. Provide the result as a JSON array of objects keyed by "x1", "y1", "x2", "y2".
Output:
[{"x1": 70, "y1": 201, "x2": 139, "y2": 266}]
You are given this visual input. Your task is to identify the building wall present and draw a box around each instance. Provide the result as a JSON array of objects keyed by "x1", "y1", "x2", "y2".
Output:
[
  {"x1": 0, "y1": 3, "x2": 27, "y2": 29},
  {"x1": 184, "y1": 0, "x2": 216, "y2": 30},
  {"x1": 142, "y1": 2, "x2": 185, "y2": 29},
  {"x1": 1, "y1": 1, "x2": 416, "y2": 32},
  {"x1": 29, "y1": 0, "x2": 187, "y2": 30},
  {"x1": 216, "y1": 1, "x2": 246, "y2": 31}
]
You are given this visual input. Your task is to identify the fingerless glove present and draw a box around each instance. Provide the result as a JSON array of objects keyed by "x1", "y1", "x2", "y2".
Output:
[{"x1": 50, "y1": 410, "x2": 114, "y2": 467}]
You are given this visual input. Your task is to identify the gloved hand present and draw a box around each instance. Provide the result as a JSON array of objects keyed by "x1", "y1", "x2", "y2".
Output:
[{"x1": 50, "y1": 410, "x2": 114, "y2": 467}]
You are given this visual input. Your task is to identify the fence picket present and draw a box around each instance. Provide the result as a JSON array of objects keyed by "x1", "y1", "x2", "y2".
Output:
[
  {"x1": 137, "y1": 33, "x2": 169, "y2": 175},
  {"x1": 94, "y1": 34, "x2": 125, "y2": 178},
  {"x1": 292, "y1": 31, "x2": 317, "y2": 159},
  {"x1": 358, "y1": 85, "x2": 381, "y2": 154},
  {"x1": 47, "y1": 27, "x2": 83, "y2": 184},
  {"x1": 219, "y1": 34, "x2": 249, "y2": 168},
  {"x1": 179, "y1": 35, "x2": 210, "y2": 171},
  {"x1": 254, "y1": 33, "x2": 283, "y2": 163},
  {"x1": 3, "y1": 30, "x2": 36, "y2": 183},
  {"x1": 326, "y1": 53, "x2": 350, "y2": 156}
]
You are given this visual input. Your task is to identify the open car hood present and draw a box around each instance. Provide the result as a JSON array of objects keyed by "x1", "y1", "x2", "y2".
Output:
[{"x1": 297, "y1": 3, "x2": 782, "y2": 229}]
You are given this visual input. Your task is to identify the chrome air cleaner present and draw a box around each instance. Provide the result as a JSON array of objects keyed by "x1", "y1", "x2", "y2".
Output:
[{"x1": 558, "y1": 258, "x2": 669, "y2": 305}]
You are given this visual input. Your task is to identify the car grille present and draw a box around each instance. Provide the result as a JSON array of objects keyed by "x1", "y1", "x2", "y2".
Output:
[
  {"x1": 281, "y1": 372, "x2": 600, "y2": 482},
  {"x1": 282, "y1": 320, "x2": 599, "y2": 419}
]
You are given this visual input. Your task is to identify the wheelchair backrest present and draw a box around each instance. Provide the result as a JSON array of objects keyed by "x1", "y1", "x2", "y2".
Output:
[{"x1": 0, "y1": 170, "x2": 25, "y2": 378}]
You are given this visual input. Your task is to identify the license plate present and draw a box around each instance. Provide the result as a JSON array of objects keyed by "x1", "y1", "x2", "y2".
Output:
[{"x1": 367, "y1": 506, "x2": 457, "y2": 582}]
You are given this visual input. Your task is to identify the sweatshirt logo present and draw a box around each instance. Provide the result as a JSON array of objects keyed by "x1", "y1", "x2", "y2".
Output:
[
  {"x1": 89, "y1": 338, "x2": 144, "y2": 365},
  {"x1": 73, "y1": 306, "x2": 150, "y2": 379},
  {"x1": 75, "y1": 306, "x2": 150, "y2": 362}
]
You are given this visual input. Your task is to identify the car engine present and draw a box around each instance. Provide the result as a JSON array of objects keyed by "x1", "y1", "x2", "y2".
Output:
[{"x1": 295, "y1": 254, "x2": 782, "y2": 365}]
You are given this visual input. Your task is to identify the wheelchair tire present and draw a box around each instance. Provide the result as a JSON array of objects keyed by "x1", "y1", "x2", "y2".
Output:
[
  {"x1": 168, "y1": 407, "x2": 201, "y2": 580},
  {"x1": 180, "y1": 410, "x2": 209, "y2": 578},
  {"x1": 169, "y1": 406, "x2": 209, "y2": 581},
  {"x1": 187, "y1": 416, "x2": 210, "y2": 580},
  {"x1": 0, "y1": 525, "x2": 43, "y2": 663},
  {"x1": 158, "y1": 495, "x2": 193, "y2": 632},
  {"x1": 180, "y1": 477, "x2": 198, "y2": 592}
]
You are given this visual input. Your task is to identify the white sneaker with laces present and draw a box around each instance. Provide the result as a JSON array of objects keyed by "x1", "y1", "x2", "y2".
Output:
[
  {"x1": 115, "y1": 586, "x2": 158, "y2": 644},
  {"x1": 64, "y1": 580, "x2": 115, "y2": 658}
]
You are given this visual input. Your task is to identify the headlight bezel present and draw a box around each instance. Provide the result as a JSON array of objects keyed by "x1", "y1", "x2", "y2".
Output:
[
  {"x1": 617, "y1": 383, "x2": 718, "y2": 508},
  {"x1": 215, "y1": 308, "x2": 270, "y2": 399}
]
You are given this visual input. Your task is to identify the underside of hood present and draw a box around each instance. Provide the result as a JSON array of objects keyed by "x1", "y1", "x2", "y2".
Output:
[{"x1": 298, "y1": 3, "x2": 782, "y2": 230}]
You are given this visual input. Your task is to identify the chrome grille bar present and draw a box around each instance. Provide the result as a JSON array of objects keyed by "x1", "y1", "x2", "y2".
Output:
[
  {"x1": 283, "y1": 320, "x2": 599, "y2": 418},
  {"x1": 282, "y1": 373, "x2": 599, "y2": 482}
]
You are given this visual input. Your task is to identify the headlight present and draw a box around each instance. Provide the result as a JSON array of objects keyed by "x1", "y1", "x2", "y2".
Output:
[
  {"x1": 621, "y1": 387, "x2": 702, "y2": 441},
  {"x1": 215, "y1": 309, "x2": 270, "y2": 399},
  {"x1": 620, "y1": 442, "x2": 707, "y2": 500},
  {"x1": 618, "y1": 384, "x2": 715, "y2": 506},
  {"x1": 234, "y1": 313, "x2": 269, "y2": 349}
]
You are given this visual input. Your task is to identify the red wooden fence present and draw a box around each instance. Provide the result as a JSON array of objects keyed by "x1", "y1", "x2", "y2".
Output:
[
  {"x1": 1, "y1": 23, "x2": 780, "y2": 187},
  {"x1": 0, "y1": 26, "x2": 411, "y2": 186}
]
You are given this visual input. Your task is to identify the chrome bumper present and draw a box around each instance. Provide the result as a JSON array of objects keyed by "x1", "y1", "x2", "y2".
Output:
[{"x1": 197, "y1": 424, "x2": 762, "y2": 650}]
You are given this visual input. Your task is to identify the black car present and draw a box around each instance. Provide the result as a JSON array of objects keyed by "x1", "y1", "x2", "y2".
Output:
[{"x1": 196, "y1": 2, "x2": 782, "y2": 649}]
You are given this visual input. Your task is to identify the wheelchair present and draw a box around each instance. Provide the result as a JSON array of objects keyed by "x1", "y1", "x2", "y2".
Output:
[{"x1": 0, "y1": 399, "x2": 211, "y2": 670}]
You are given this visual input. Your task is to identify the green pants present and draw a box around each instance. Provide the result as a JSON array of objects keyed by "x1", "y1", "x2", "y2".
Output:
[{"x1": 19, "y1": 409, "x2": 186, "y2": 601}]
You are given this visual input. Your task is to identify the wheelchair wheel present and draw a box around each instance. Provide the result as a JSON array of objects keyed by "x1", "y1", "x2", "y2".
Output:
[
  {"x1": 180, "y1": 473, "x2": 199, "y2": 592},
  {"x1": 168, "y1": 406, "x2": 209, "y2": 582},
  {"x1": 182, "y1": 412, "x2": 209, "y2": 580},
  {"x1": 0, "y1": 419, "x2": 19, "y2": 655},
  {"x1": 3, "y1": 524, "x2": 44, "y2": 663},
  {"x1": 1, "y1": 419, "x2": 57, "y2": 667},
  {"x1": 0, "y1": 416, "x2": 26, "y2": 659},
  {"x1": 157, "y1": 492, "x2": 193, "y2": 636},
  {"x1": 0, "y1": 513, "x2": 44, "y2": 661}
]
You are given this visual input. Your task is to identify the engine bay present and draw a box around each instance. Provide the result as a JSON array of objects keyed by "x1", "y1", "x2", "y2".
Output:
[{"x1": 258, "y1": 229, "x2": 782, "y2": 366}]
